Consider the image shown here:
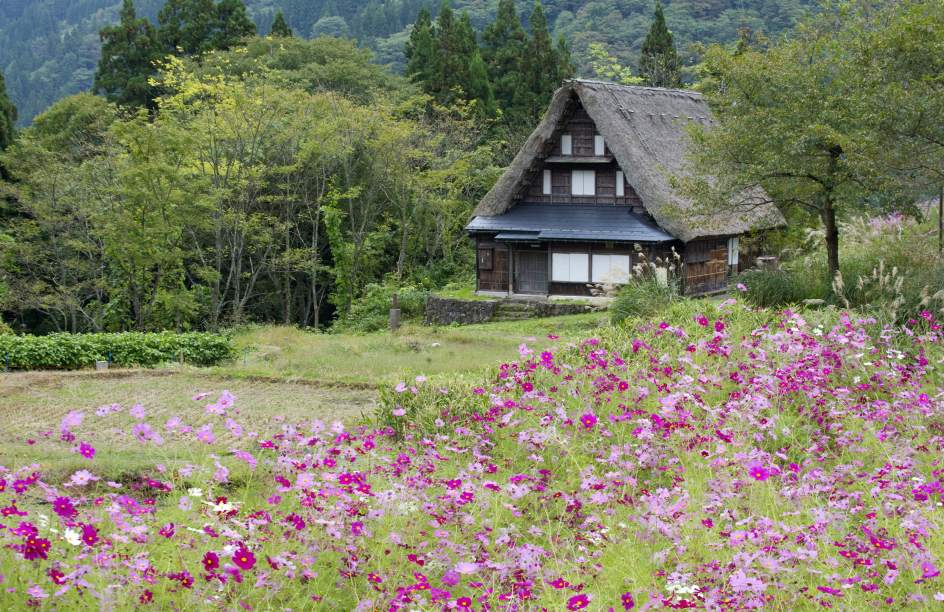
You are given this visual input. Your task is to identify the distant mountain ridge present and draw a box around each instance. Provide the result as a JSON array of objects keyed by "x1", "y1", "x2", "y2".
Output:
[{"x1": 0, "y1": 0, "x2": 814, "y2": 124}]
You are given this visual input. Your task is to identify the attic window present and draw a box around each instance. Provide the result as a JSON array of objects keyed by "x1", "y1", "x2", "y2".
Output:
[
  {"x1": 594, "y1": 134, "x2": 605, "y2": 156},
  {"x1": 561, "y1": 134, "x2": 573, "y2": 156},
  {"x1": 616, "y1": 171, "x2": 625, "y2": 197},
  {"x1": 571, "y1": 170, "x2": 595, "y2": 196}
]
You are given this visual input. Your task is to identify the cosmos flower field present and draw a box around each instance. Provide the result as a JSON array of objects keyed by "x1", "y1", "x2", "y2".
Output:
[{"x1": 1, "y1": 301, "x2": 943, "y2": 610}]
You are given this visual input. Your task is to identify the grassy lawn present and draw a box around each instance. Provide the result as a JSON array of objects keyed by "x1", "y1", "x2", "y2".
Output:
[
  {"x1": 0, "y1": 313, "x2": 606, "y2": 482},
  {"x1": 0, "y1": 370, "x2": 376, "y2": 483},
  {"x1": 219, "y1": 313, "x2": 606, "y2": 385}
]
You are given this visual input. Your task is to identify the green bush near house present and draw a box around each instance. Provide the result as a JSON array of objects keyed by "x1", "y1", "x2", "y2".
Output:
[
  {"x1": 610, "y1": 279, "x2": 679, "y2": 325},
  {"x1": 739, "y1": 215, "x2": 944, "y2": 322},
  {"x1": 334, "y1": 283, "x2": 429, "y2": 333},
  {"x1": 0, "y1": 331, "x2": 234, "y2": 370}
]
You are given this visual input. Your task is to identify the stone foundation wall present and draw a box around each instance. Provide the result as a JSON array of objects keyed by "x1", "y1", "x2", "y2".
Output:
[
  {"x1": 424, "y1": 297, "x2": 498, "y2": 325},
  {"x1": 425, "y1": 296, "x2": 597, "y2": 326}
]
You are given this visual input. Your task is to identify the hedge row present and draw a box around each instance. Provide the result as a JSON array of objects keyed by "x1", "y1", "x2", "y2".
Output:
[{"x1": 0, "y1": 331, "x2": 235, "y2": 370}]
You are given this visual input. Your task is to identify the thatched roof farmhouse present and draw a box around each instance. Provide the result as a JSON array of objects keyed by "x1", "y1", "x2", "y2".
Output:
[{"x1": 467, "y1": 79, "x2": 784, "y2": 296}]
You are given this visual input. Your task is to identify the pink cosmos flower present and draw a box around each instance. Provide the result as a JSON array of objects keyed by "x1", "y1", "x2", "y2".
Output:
[
  {"x1": 60, "y1": 410, "x2": 84, "y2": 432},
  {"x1": 65, "y1": 470, "x2": 99, "y2": 487},
  {"x1": 621, "y1": 592, "x2": 635, "y2": 610},
  {"x1": 129, "y1": 404, "x2": 146, "y2": 420},
  {"x1": 580, "y1": 412, "x2": 598, "y2": 430},
  {"x1": 52, "y1": 497, "x2": 77, "y2": 519},
  {"x1": 78, "y1": 442, "x2": 95, "y2": 460},
  {"x1": 233, "y1": 546, "x2": 256, "y2": 570},
  {"x1": 195, "y1": 424, "x2": 215, "y2": 444},
  {"x1": 567, "y1": 593, "x2": 591, "y2": 610},
  {"x1": 202, "y1": 551, "x2": 220, "y2": 572},
  {"x1": 695, "y1": 315, "x2": 709, "y2": 326},
  {"x1": 747, "y1": 464, "x2": 770, "y2": 481},
  {"x1": 736, "y1": 283, "x2": 748, "y2": 292},
  {"x1": 81, "y1": 524, "x2": 98, "y2": 546}
]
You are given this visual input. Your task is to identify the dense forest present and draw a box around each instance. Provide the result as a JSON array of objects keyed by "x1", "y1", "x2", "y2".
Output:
[{"x1": 0, "y1": 0, "x2": 815, "y2": 124}]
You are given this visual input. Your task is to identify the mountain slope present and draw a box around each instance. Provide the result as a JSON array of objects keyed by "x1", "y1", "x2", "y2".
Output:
[{"x1": 0, "y1": 0, "x2": 814, "y2": 124}]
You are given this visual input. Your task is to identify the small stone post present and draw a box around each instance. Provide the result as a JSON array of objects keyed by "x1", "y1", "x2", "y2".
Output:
[{"x1": 389, "y1": 292, "x2": 401, "y2": 331}]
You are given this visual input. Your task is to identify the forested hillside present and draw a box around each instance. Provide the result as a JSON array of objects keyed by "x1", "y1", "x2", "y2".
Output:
[{"x1": 1, "y1": 0, "x2": 814, "y2": 124}]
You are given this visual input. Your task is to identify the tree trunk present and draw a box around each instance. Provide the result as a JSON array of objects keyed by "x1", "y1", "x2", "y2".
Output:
[
  {"x1": 821, "y1": 200, "x2": 840, "y2": 280},
  {"x1": 938, "y1": 186, "x2": 942, "y2": 254}
]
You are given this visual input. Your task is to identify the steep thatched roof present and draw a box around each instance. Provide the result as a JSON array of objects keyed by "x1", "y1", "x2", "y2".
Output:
[{"x1": 473, "y1": 79, "x2": 785, "y2": 242}]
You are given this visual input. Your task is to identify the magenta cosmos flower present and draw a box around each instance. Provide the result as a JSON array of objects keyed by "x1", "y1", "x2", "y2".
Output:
[
  {"x1": 580, "y1": 412, "x2": 598, "y2": 430},
  {"x1": 567, "y1": 593, "x2": 591, "y2": 610},
  {"x1": 233, "y1": 546, "x2": 256, "y2": 570}
]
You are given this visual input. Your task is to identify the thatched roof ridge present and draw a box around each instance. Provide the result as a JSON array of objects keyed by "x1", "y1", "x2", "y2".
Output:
[{"x1": 473, "y1": 79, "x2": 785, "y2": 242}]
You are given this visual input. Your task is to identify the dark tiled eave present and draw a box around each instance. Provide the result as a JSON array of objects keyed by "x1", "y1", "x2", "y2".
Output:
[{"x1": 466, "y1": 203, "x2": 676, "y2": 243}]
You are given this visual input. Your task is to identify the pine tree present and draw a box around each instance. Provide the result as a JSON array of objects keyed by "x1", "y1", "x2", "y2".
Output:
[
  {"x1": 94, "y1": 0, "x2": 161, "y2": 108},
  {"x1": 211, "y1": 0, "x2": 256, "y2": 50},
  {"x1": 481, "y1": 0, "x2": 527, "y2": 118},
  {"x1": 466, "y1": 47, "x2": 496, "y2": 116},
  {"x1": 269, "y1": 11, "x2": 293, "y2": 37},
  {"x1": 522, "y1": 1, "x2": 562, "y2": 121},
  {"x1": 639, "y1": 2, "x2": 681, "y2": 88},
  {"x1": 158, "y1": 0, "x2": 216, "y2": 54},
  {"x1": 0, "y1": 68, "x2": 16, "y2": 153},
  {"x1": 405, "y1": 7, "x2": 436, "y2": 84}
]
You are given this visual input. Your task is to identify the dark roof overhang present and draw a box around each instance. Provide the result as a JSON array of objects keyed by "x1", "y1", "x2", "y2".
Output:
[{"x1": 467, "y1": 203, "x2": 676, "y2": 243}]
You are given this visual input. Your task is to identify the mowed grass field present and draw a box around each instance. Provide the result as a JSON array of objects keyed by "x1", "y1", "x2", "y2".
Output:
[{"x1": 0, "y1": 314, "x2": 606, "y2": 482}]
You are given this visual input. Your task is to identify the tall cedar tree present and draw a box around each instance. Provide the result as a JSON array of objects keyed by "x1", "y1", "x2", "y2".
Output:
[
  {"x1": 408, "y1": 3, "x2": 494, "y2": 116},
  {"x1": 94, "y1": 0, "x2": 161, "y2": 109},
  {"x1": 270, "y1": 10, "x2": 293, "y2": 37},
  {"x1": 481, "y1": 0, "x2": 527, "y2": 120},
  {"x1": 211, "y1": 0, "x2": 256, "y2": 49},
  {"x1": 158, "y1": 0, "x2": 254, "y2": 55},
  {"x1": 0, "y1": 68, "x2": 16, "y2": 151},
  {"x1": 405, "y1": 7, "x2": 436, "y2": 84},
  {"x1": 522, "y1": 1, "x2": 570, "y2": 122},
  {"x1": 640, "y1": 2, "x2": 681, "y2": 88},
  {"x1": 158, "y1": 0, "x2": 217, "y2": 54}
]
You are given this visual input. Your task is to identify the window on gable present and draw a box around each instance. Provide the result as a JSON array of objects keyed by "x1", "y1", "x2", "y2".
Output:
[
  {"x1": 571, "y1": 170, "x2": 595, "y2": 196},
  {"x1": 561, "y1": 134, "x2": 572, "y2": 156},
  {"x1": 616, "y1": 171, "x2": 625, "y2": 197},
  {"x1": 594, "y1": 134, "x2": 605, "y2": 156},
  {"x1": 552, "y1": 252, "x2": 589, "y2": 282}
]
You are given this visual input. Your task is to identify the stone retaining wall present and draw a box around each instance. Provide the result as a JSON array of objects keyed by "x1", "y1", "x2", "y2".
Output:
[
  {"x1": 425, "y1": 296, "x2": 597, "y2": 326},
  {"x1": 424, "y1": 296, "x2": 498, "y2": 325}
]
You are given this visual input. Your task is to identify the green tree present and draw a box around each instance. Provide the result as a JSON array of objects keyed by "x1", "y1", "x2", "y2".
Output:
[
  {"x1": 158, "y1": 0, "x2": 216, "y2": 54},
  {"x1": 210, "y1": 0, "x2": 256, "y2": 50},
  {"x1": 481, "y1": 0, "x2": 527, "y2": 118},
  {"x1": 269, "y1": 10, "x2": 293, "y2": 37},
  {"x1": 588, "y1": 42, "x2": 642, "y2": 85},
  {"x1": 682, "y1": 4, "x2": 916, "y2": 279},
  {"x1": 640, "y1": 2, "x2": 681, "y2": 88},
  {"x1": 94, "y1": 0, "x2": 162, "y2": 109},
  {"x1": 405, "y1": 8, "x2": 436, "y2": 86},
  {"x1": 0, "y1": 68, "x2": 16, "y2": 152},
  {"x1": 521, "y1": 1, "x2": 570, "y2": 122}
]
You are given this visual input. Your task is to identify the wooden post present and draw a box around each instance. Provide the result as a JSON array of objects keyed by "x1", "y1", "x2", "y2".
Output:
[
  {"x1": 507, "y1": 246, "x2": 514, "y2": 296},
  {"x1": 389, "y1": 292, "x2": 401, "y2": 331}
]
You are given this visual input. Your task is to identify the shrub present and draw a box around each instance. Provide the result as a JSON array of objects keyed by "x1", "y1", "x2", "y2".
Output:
[
  {"x1": 740, "y1": 214, "x2": 944, "y2": 321},
  {"x1": 334, "y1": 283, "x2": 429, "y2": 333},
  {"x1": 0, "y1": 331, "x2": 234, "y2": 370},
  {"x1": 737, "y1": 268, "x2": 822, "y2": 307},
  {"x1": 610, "y1": 279, "x2": 679, "y2": 325}
]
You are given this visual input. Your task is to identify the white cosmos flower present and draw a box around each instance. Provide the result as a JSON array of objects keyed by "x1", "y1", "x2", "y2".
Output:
[
  {"x1": 64, "y1": 528, "x2": 82, "y2": 546},
  {"x1": 188, "y1": 487, "x2": 203, "y2": 497}
]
